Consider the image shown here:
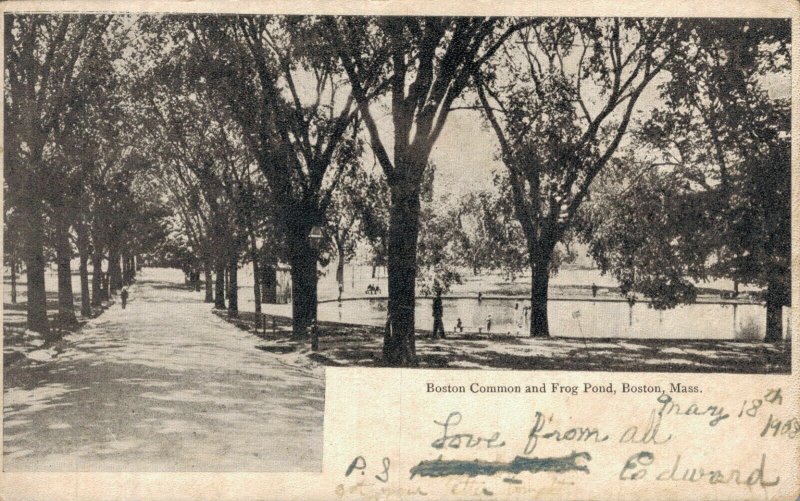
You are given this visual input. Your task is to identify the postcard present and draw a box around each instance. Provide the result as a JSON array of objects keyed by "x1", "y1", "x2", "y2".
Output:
[{"x1": 1, "y1": 0, "x2": 797, "y2": 499}]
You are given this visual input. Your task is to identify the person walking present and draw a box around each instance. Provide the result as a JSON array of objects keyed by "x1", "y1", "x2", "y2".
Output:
[{"x1": 120, "y1": 286, "x2": 129, "y2": 310}]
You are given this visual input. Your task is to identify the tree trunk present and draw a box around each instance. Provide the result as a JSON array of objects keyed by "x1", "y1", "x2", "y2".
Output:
[
  {"x1": 764, "y1": 282, "x2": 785, "y2": 342},
  {"x1": 224, "y1": 266, "x2": 230, "y2": 297},
  {"x1": 10, "y1": 256, "x2": 17, "y2": 304},
  {"x1": 77, "y1": 236, "x2": 92, "y2": 317},
  {"x1": 78, "y1": 252, "x2": 91, "y2": 317},
  {"x1": 122, "y1": 253, "x2": 129, "y2": 285},
  {"x1": 249, "y1": 233, "x2": 261, "y2": 326},
  {"x1": 372, "y1": 264, "x2": 377, "y2": 279},
  {"x1": 288, "y1": 240, "x2": 318, "y2": 336},
  {"x1": 227, "y1": 253, "x2": 238, "y2": 318},
  {"x1": 91, "y1": 251, "x2": 104, "y2": 306},
  {"x1": 203, "y1": 260, "x2": 213, "y2": 303},
  {"x1": 127, "y1": 255, "x2": 135, "y2": 283},
  {"x1": 20, "y1": 197, "x2": 49, "y2": 334},
  {"x1": 432, "y1": 289, "x2": 445, "y2": 339},
  {"x1": 384, "y1": 184, "x2": 422, "y2": 365},
  {"x1": 214, "y1": 258, "x2": 226, "y2": 309},
  {"x1": 336, "y1": 244, "x2": 346, "y2": 288},
  {"x1": 261, "y1": 264, "x2": 277, "y2": 303},
  {"x1": 529, "y1": 242, "x2": 555, "y2": 338},
  {"x1": 765, "y1": 301, "x2": 783, "y2": 342},
  {"x1": 55, "y1": 217, "x2": 78, "y2": 327},
  {"x1": 108, "y1": 247, "x2": 122, "y2": 293},
  {"x1": 77, "y1": 220, "x2": 94, "y2": 315}
]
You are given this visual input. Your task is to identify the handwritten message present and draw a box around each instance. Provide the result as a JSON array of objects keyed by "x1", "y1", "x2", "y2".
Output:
[{"x1": 333, "y1": 385, "x2": 796, "y2": 500}]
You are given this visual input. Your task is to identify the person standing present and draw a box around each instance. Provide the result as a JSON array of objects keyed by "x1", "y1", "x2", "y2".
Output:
[{"x1": 120, "y1": 286, "x2": 129, "y2": 310}]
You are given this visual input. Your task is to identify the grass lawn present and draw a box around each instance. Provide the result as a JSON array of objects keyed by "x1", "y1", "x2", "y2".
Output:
[{"x1": 217, "y1": 310, "x2": 791, "y2": 374}]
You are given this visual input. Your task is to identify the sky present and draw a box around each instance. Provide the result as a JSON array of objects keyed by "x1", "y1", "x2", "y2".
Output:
[{"x1": 430, "y1": 108, "x2": 500, "y2": 197}]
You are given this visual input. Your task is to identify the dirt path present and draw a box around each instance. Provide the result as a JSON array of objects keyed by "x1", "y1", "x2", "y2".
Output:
[{"x1": 3, "y1": 268, "x2": 324, "y2": 471}]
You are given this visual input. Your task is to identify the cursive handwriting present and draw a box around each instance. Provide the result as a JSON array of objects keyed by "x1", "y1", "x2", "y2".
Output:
[
  {"x1": 619, "y1": 410, "x2": 673, "y2": 445},
  {"x1": 760, "y1": 413, "x2": 799, "y2": 439},
  {"x1": 657, "y1": 393, "x2": 729, "y2": 426},
  {"x1": 524, "y1": 411, "x2": 609, "y2": 454},
  {"x1": 620, "y1": 452, "x2": 779, "y2": 488},
  {"x1": 431, "y1": 412, "x2": 506, "y2": 450}
]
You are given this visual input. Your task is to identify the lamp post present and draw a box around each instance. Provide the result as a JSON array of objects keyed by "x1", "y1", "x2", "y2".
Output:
[
  {"x1": 308, "y1": 225, "x2": 324, "y2": 249},
  {"x1": 308, "y1": 225, "x2": 324, "y2": 351}
]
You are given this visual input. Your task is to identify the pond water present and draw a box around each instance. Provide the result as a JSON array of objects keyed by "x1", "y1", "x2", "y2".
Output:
[{"x1": 317, "y1": 297, "x2": 791, "y2": 340}]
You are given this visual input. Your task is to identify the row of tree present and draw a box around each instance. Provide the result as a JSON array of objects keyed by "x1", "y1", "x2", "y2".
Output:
[
  {"x1": 4, "y1": 15, "x2": 167, "y2": 339},
  {"x1": 5, "y1": 15, "x2": 790, "y2": 360}
]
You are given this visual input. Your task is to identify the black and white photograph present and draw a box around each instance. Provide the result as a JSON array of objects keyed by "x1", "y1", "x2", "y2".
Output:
[{"x1": 3, "y1": 13, "x2": 792, "y2": 472}]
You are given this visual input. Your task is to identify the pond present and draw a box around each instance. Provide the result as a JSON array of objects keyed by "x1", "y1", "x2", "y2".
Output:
[{"x1": 317, "y1": 297, "x2": 791, "y2": 340}]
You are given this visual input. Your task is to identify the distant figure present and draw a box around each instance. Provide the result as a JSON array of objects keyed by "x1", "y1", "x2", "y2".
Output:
[
  {"x1": 523, "y1": 306, "x2": 530, "y2": 320},
  {"x1": 375, "y1": 285, "x2": 382, "y2": 295},
  {"x1": 455, "y1": 318, "x2": 463, "y2": 333},
  {"x1": 338, "y1": 282, "x2": 344, "y2": 301},
  {"x1": 432, "y1": 294, "x2": 445, "y2": 339},
  {"x1": 477, "y1": 291, "x2": 483, "y2": 303},
  {"x1": 514, "y1": 301, "x2": 519, "y2": 310},
  {"x1": 486, "y1": 314, "x2": 492, "y2": 333},
  {"x1": 120, "y1": 287, "x2": 129, "y2": 309},
  {"x1": 591, "y1": 283, "x2": 598, "y2": 298},
  {"x1": 366, "y1": 284, "x2": 374, "y2": 295}
]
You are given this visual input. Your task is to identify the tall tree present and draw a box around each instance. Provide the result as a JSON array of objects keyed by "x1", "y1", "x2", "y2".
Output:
[
  {"x1": 49, "y1": 27, "x2": 125, "y2": 323},
  {"x1": 476, "y1": 18, "x2": 681, "y2": 337},
  {"x1": 581, "y1": 19, "x2": 791, "y2": 341},
  {"x1": 5, "y1": 14, "x2": 113, "y2": 335},
  {"x1": 326, "y1": 16, "x2": 532, "y2": 364},
  {"x1": 186, "y1": 15, "x2": 363, "y2": 335}
]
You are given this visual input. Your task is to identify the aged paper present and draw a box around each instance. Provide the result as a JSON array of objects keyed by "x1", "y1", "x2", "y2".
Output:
[{"x1": 1, "y1": 0, "x2": 798, "y2": 500}]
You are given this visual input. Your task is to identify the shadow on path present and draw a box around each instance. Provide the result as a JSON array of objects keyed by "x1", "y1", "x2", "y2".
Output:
[{"x1": 3, "y1": 268, "x2": 324, "y2": 472}]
